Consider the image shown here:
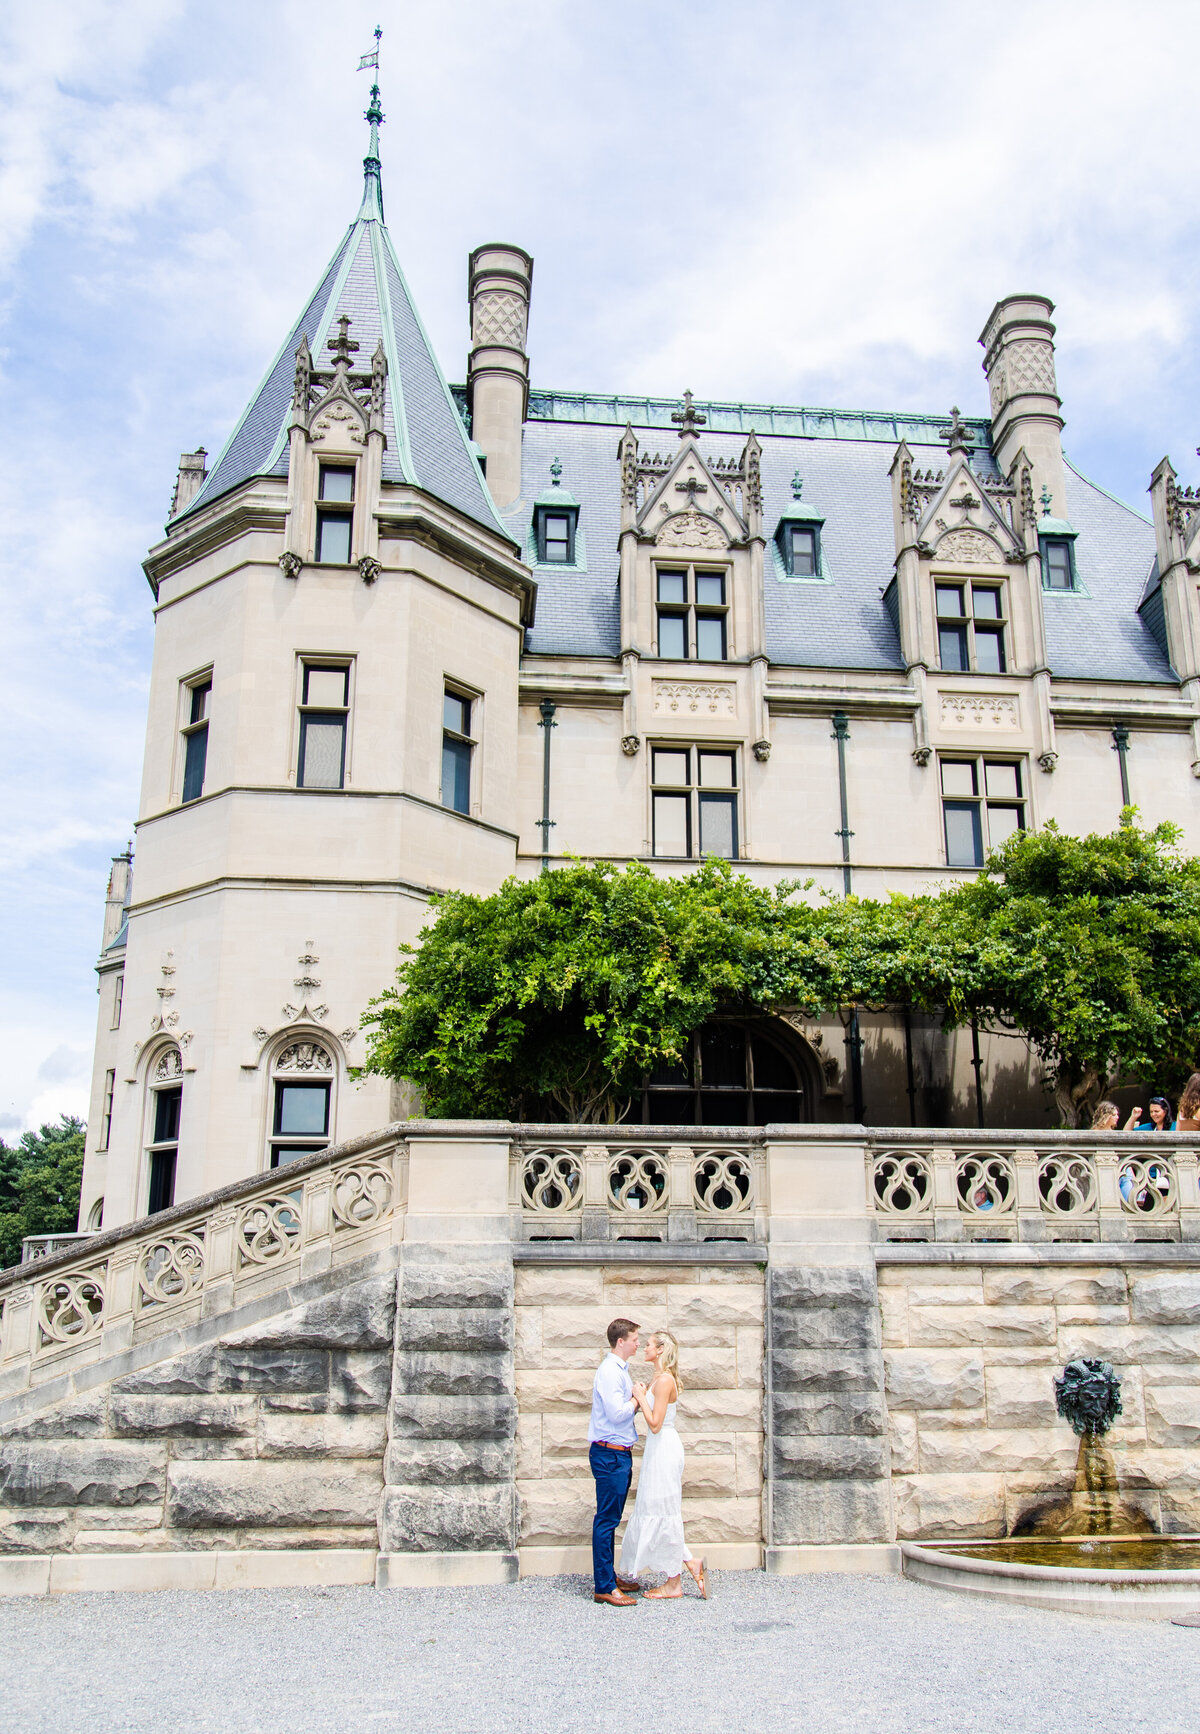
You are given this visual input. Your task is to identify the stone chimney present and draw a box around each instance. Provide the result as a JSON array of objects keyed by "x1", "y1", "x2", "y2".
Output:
[
  {"x1": 466, "y1": 244, "x2": 533, "y2": 511},
  {"x1": 979, "y1": 295, "x2": 1067, "y2": 516},
  {"x1": 169, "y1": 448, "x2": 208, "y2": 519},
  {"x1": 101, "y1": 844, "x2": 133, "y2": 950}
]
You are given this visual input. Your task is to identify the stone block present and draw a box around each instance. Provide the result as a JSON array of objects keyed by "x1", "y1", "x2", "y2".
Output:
[
  {"x1": 516, "y1": 1416, "x2": 541, "y2": 1480},
  {"x1": 1142, "y1": 1358, "x2": 1200, "y2": 1387},
  {"x1": 532, "y1": 1306, "x2": 630, "y2": 1367},
  {"x1": 1116, "y1": 1447, "x2": 1200, "y2": 1492},
  {"x1": 674, "y1": 1388, "x2": 760, "y2": 1430},
  {"x1": 109, "y1": 1394, "x2": 257, "y2": 1439},
  {"x1": 515, "y1": 1369, "x2": 594, "y2": 1412},
  {"x1": 774, "y1": 1390, "x2": 885, "y2": 1437},
  {"x1": 982, "y1": 1271, "x2": 1127, "y2": 1308},
  {"x1": 735, "y1": 1326, "x2": 764, "y2": 1388},
  {"x1": 113, "y1": 1345, "x2": 330, "y2": 1396},
  {"x1": 514, "y1": 1268, "x2": 603, "y2": 1307},
  {"x1": 667, "y1": 1323, "x2": 736, "y2": 1349},
  {"x1": 541, "y1": 1413, "x2": 597, "y2": 1458},
  {"x1": 0, "y1": 1442, "x2": 166, "y2": 1508},
  {"x1": 667, "y1": 1286, "x2": 764, "y2": 1330},
  {"x1": 735, "y1": 1433, "x2": 763, "y2": 1497},
  {"x1": 772, "y1": 1307, "x2": 879, "y2": 1353},
  {"x1": 770, "y1": 1477, "x2": 890, "y2": 1545},
  {"x1": 1146, "y1": 1387, "x2": 1200, "y2": 1449},
  {"x1": 167, "y1": 1460, "x2": 382, "y2": 1528},
  {"x1": 772, "y1": 1434, "x2": 888, "y2": 1481},
  {"x1": 0, "y1": 1508, "x2": 75, "y2": 1552},
  {"x1": 0, "y1": 1392, "x2": 107, "y2": 1440},
  {"x1": 395, "y1": 1307, "x2": 511, "y2": 1353},
  {"x1": 677, "y1": 1348, "x2": 738, "y2": 1390},
  {"x1": 678, "y1": 1496, "x2": 761, "y2": 1542},
  {"x1": 683, "y1": 1453, "x2": 741, "y2": 1497},
  {"x1": 878, "y1": 1287, "x2": 908, "y2": 1347},
  {"x1": 225, "y1": 1274, "x2": 396, "y2": 1351},
  {"x1": 884, "y1": 1349, "x2": 984, "y2": 1410},
  {"x1": 387, "y1": 1393, "x2": 516, "y2": 1441},
  {"x1": 985, "y1": 1366, "x2": 1058, "y2": 1430},
  {"x1": 379, "y1": 1481, "x2": 515, "y2": 1552},
  {"x1": 65, "y1": 1504, "x2": 165, "y2": 1531},
  {"x1": 514, "y1": 1309, "x2": 542, "y2": 1370},
  {"x1": 518, "y1": 1478, "x2": 594, "y2": 1544},
  {"x1": 330, "y1": 1351, "x2": 392, "y2": 1411},
  {"x1": 911, "y1": 1305, "x2": 1056, "y2": 1348},
  {"x1": 771, "y1": 1348, "x2": 881, "y2": 1393},
  {"x1": 257, "y1": 1412, "x2": 386, "y2": 1457},
  {"x1": 601, "y1": 1283, "x2": 668, "y2": 1310},
  {"x1": 393, "y1": 1350, "x2": 511, "y2": 1397},
  {"x1": 888, "y1": 1412, "x2": 918, "y2": 1475},
  {"x1": 385, "y1": 1437, "x2": 514, "y2": 1485},
  {"x1": 893, "y1": 1473, "x2": 1005, "y2": 1540},
  {"x1": 400, "y1": 1264, "x2": 511, "y2": 1313},
  {"x1": 918, "y1": 1428, "x2": 1076, "y2": 1477},
  {"x1": 1053, "y1": 1306, "x2": 1130, "y2": 1328},
  {"x1": 770, "y1": 1265, "x2": 876, "y2": 1309},
  {"x1": 1130, "y1": 1273, "x2": 1200, "y2": 1326},
  {"x1": 1124, "y1": 1327, "x2": 1200, "y2": 1366},
  {"x1": 905, "y1": 1281, "x2": 984, "y2": 1308}
]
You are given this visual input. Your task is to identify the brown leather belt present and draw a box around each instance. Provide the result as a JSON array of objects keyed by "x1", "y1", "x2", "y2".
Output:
[{"x1": 594, "y1": 1441, "x2": 632, "y2": 1452}]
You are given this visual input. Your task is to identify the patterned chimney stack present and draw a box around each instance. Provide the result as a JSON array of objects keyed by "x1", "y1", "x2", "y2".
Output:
[
  {"x1": 979, "y1": 295, "x2": 1067, "y2": 517},
  {"x1": 466, "y1": 244, "x2": 534, "y2": 511}
]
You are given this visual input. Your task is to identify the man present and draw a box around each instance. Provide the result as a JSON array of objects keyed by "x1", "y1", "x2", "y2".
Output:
[{"x1": 588, "y1": 1317, "x2": 646, "y2": 1606}]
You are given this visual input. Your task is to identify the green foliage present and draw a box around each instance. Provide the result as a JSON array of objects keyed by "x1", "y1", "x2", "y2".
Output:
[
  {"x1": 360, "y1": 821, "x2": 1200, "y2": 1128},
  {"x1": 0, "y1": 1116, "x2": 86, "y2": 1271}
]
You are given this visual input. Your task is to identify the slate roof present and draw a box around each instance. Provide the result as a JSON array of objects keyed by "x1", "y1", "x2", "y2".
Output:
[
  {"x1": 508, "y1": 391, "x2": 1168, "y2": 682},
  {"x1": 177, "y1": 165, "x2": 510, "y2": 543}
]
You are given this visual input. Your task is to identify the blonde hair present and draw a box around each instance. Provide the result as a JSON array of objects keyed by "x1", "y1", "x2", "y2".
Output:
[
  {"x1": 1091, "y1": 1100, "x2": 1120, "y2": 1129},
  {"x1": 1179, "y1": 1074, "x2": 1200, "y2": 1123},
  {"x1": 650, "y1": 1330, "x2": 682, "y2": 1391}
]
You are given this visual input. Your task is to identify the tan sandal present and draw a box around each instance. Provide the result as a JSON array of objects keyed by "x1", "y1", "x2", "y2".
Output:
[
  {"x1": 643, "y1": 1584, "x2": 682, "y2": 1599},
  {"x1": 688, "y1": 1559, "x2": 708, "y2": 1599}
]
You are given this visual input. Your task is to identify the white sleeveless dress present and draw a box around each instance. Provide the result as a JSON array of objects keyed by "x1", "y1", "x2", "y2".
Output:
[{"x1": 619, "y1": 1400, "x2": 694, "y2": 1578}]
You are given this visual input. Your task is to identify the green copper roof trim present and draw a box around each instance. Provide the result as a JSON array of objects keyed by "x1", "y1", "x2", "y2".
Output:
[
  {"x1": 532, "y1": 485, "x2": 580, "y2": 509},
  {"x1": 369, "y1": 219, "x2": 418, "y2": 486},
  {"x1": 775, "y1": 498, "x2": 826, "y2": 524}
]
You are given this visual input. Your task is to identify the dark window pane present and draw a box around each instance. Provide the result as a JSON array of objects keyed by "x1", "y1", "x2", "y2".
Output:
[
  {"x1": 276, "y1": 1083, "x2": 330, "y2": 1136},
  {"x1": 696, "y1": 614, "x2": 727, "y2": 661},
  {"x1": 790, "y1": 527, "x2": 816, "y2": 576},
  {"x1": 752, "y1": 1091, "x2": 803, "y2": 1126},
  {"x1": 657, "y1": 570, "x2": 687, "y2": 604},
  {"x1": 936, "y1": 585, "x2": 964, "y2": 617},
  {"x1": 698, "y1": 792, "x2": 737, "y2": 859},
  {"x1": 443, "y1": 692, "x2": 470, "y2": 736},
  {"x1": 182, "y1": 724, "x2": 208, "y2": 803},
  {"x1": 319, "y1": 467, "x2": 354, "y2": 502},
  {"x1": 657, "y1": 612, "x2": 687, "y2": 659},
  {"x1": 442, "y1": 735, "x2": 472, "y2": 813},
  {"x1": 972, "y1": 587, "x2": 1002, "y2": 619},
  {"x1": 702, "y1": 1092, "x2": 749, "y2": 1126},
  {"x1": 944, "y1": 801, "x2": 983, "y2": 868},
  {"x1": 653, "y1": 792, "x2": 689, "y2": 856},
  {"x1": 938, "y1": 624, "x2": 969, "y2": 671},
  {"x1": 542, "y1": 514, "x2": 571, "y2": 561},
  {"x1": 750, "y1": 1036, "x2": 797, "y2": 1091},
  {"x1": 649, "y1": 1051, "x2": 691, "y2": 1086},
  {"x1": 153, "y1": 1087, "x2": 182, "y2": 1144},
  {"x1": 646, "y1": 1092, "x2": 694, "y2": 1125},
  {"x1": 700, "y1": 1026, "x2": 746, "y2": 1089},
  {"x1": 271, "y1": 1145, "x2": 322, "y2": 1168},
  {"x1": 148, "y1": 1149, "x2": 176, "y2": 1214},
  {"x1": 299, "y1": 715, "x2": 346, "y2": 789},
  {"x1": 189, "y1": 682, "x2": 211, "y2": 725},
  {"x1": 1045, "y1": 541, "x2": 1073, "y2": 588},
  {"x1": 695, "y1": 573, "x2": 725, "y2": 607},
  {"x1": 974, "y1": 627, "x2": 1006, "y2": 674},
  {"x1": 315, "y1": 510, "x2": 352, "y2": 563}
]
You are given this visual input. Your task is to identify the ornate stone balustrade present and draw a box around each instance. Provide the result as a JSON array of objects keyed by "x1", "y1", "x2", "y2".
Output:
[
  {"x1": 0, "y1": 1131, "x2": 405, "y2": 1394},
  {"x1": 511, "y1": 1130, "x2": 764, "y2": 1243},
  {"x1": 867, "y1": 1130, "x2": 1200, "y2": 1243}
]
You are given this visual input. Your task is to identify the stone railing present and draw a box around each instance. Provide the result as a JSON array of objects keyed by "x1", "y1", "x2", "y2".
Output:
[
  {"x1": 0, "y1": 1128, "x2": 405, "y2": 1395},
  {"x1": 866, "y1": 1129, "x2": 1200, "y2": 1243},
  {"x1": 510, "y1": 1129, "x2": 766, "y2": 1243}
]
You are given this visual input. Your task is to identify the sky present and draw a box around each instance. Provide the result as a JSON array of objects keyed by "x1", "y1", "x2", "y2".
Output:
[{"x1": 2, "y1": 0, "x2": 1199, "y2": 1136}]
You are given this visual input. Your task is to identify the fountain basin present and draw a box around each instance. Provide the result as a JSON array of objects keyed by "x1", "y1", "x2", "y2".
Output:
[{"x1": 901, "y1": 1538, "x2": 1200, "y2": 1619}]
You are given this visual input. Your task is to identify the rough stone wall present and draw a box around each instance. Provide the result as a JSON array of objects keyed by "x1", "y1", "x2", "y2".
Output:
[
  {"x1": 514, "y1": 1262, "x2": 763, "y2": 1558},
  {"x1": 0, "y1": 1274, "x2": 394, "y2": 1555},
  {"x1": 880, "y1": 1263, "x2": 1200, "y2": 1537},
  {"x1": 767, "y1": 1263, "x2": 891, "y2": 1548}
]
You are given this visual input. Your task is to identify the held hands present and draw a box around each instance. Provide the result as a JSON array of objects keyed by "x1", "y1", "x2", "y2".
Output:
[{"x1": 631, "y1": 1380, "x2": 649, "y2": 1410}]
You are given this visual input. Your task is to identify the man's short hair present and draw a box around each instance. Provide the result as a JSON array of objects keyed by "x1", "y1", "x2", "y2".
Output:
[{"x1": 607, "y1": 1317, "x2": 639, "y2": 1349}]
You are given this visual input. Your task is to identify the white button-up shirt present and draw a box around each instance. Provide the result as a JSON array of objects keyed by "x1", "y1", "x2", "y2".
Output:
[{"x1": 588, "y1": 1351, "x2": 638, "y2": 1447}]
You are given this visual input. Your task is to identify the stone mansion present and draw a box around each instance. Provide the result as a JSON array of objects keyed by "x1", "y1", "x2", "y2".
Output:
[{"x1": 79, "y1": 107, "x2": 1200, "y2": 1235}]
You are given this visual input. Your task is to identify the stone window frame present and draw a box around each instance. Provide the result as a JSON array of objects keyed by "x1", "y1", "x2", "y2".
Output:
[
  {"x1": 649, "y1": 741, "x2": 739, "y2": 861},
  {"x1": 939, "y1": 754, "x2": 1027, "y2": 869},
  {"x1": 175, "y1": 666, "x2": 213, "y2": 806},
  {"x1": 294, "y1": 655, "x2": 355, "y2": 791},
  {"x1": 314, "y1": 461, "x2": 357, "y2": 565},
  {"x1": 263, "y1": 1031, "x2": 340, "y2": 1172},
  {"x1": 653, "y1": 562, "x2": 731, "y2": 663}
]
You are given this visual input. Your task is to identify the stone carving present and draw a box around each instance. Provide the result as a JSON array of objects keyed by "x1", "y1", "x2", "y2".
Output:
[
  {"x1": 293, "y1": 975, "x2": 321, "y2": 994},
  {"x1": 955, "y1": 1152, "x2": 1014, "y2": 1213},
  {"x1": 292, "y1": 336, "x2": 312, "y2": 416},
  {"x1": 653, "y1": 681, "x2": 736, "y2": 717},
  {"x1": 940, "y1": 694, "x2": 1018, "y2": 731},
  {"x1": 521, "y1": 1149, "x2": 582, "y2": 1213},
  {"x1": 38, "y1": 1271, "x2": 105, "y2": 1348},
  {"x1": 252, "y1": 1027, "x2": 269, "y2": 1044},
  {"x1": 654, "y1": 510, "x2": 727, "y2": 549},
  {"x1": 237, "y1": 1198, "x2": 302, "y2": 1268},
  {"x1": 752, "y1": 738, "x2": 772, "y2": 762},
  {"x1": 358, "y1": 555, "x2": 381, "y2": 585},
  {"x1": 621, "y1": 734, "x2": 641, "y2": 756},
  {"x1": 1054, "y1": 1359, "x2": 1122, "y2": 1437},
  {"x1": 279, "y1": 550, "x2": 303, "y2": 580},
  {"x1": 1037, "y1": 1154, "x2": 1097, "y2": 1216},
  {"x1": 671, "y1": 390, "x2": 707, "y2": 438},
  {"x1": 608, "y1": 1151, "x2": 667, "y2": 1212},
  {"x1": 340, "y1": 1028, "x2": 358, "y2": 1044},
  {"x1": 1005, "y1": 338, "x2": 1057, "y2": 398},
  {"x1": 934, "y1": 529, "x2": 1002, "y2": 565},
  {"x1": 137, "y1": 1234, "x2": 206, "y2": 1311},
  {"x1": 1038, "y1": 750, "x2": 1059, "y2": 772},
  {"x1": 155, "y1": 1048, "x2": 183, "y2": 1082},
  {"x1": 693, "y1": 1152, "x2": 753, "y2": 1213},
  {"x1": 312, "y1": 399, "x2": 365, "y2": 445},
  {"x1": 332, "y1": 1160, "x2": 394, "y2": 1229},
  {"x1": 912, "y1": 746, "x2": 933, "y2": 766},
  {"x1": 473, "y1": 289, "x2": 526, "y2": 350},
  {"x1": 872, "y1": 1152, "x2": 932, "y2": 1214},
  {"x1": 276, "y1": 1041, "x2": 333, "y2": 1073}
]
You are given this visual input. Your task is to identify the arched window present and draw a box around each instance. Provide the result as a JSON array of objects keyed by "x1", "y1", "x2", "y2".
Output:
[
  {"x1": 267, "y1": 1038, "x2": 336, "y2": 1168},
  {"x1": 639, "y1": 1019, "x2": 816, "y2": 1126},
  {"x1": 146, "y1": 1045, "x2": 183, "y2": 1213}
]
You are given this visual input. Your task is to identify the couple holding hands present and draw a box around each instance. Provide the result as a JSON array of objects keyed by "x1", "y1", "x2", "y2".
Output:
[{"x1": 587, "y1": 1316, "x2": 708, "y2": 1607}]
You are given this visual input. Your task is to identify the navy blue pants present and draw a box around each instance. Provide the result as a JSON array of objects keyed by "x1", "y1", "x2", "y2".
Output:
[{"x1": 589, "y1": 1442, "x2": 633, "y2": 1593}]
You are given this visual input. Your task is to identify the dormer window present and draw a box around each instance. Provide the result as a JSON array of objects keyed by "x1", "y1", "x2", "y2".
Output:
[
  {"x1": 774, "y1": 474, "x2": 826, "y2": 579},
  {"x1": 531, "y1": 460, "x2": 580, "y2": 566},
  {"x1": 316, "y1": 464, "x2": 354, "y2": 563},
  {"x1": 786, "y1": 525, "x2": 818, "y2": 576},
  {"x1": 1041, "y1": 536, "x2": 1076, "y2": 591}
]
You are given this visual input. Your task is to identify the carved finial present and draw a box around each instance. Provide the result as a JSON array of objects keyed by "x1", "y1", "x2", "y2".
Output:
[
  {"x1": 370, "y1": 339, "x2": 387, "y2": 419},
  {"x1": 791, "y1": 470, "x2": 804, "y2": 500},
  {"x1": 937, "y1": 406, "x2": 972, "y2": 457},
  {"x1": 292, "y1": 336, "x2": 312, "y2": 415},
  {"x1": 671, "y1": 390, "x2": 707, "y2": 440},
  {"x1": 327, "y1": 315, "x2": 360, "y2": 370},
  {"x1": 550, "y1": 458, "x2": 562, "y2": 486},
  {"x1": 1040, "y1": 483, "x2": 1053, "y2": 517}
]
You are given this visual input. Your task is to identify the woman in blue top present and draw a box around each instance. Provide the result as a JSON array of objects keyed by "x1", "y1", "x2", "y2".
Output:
[{"x1": 1123, "y1": 1095, "x2": 1174, "y2": 1132}]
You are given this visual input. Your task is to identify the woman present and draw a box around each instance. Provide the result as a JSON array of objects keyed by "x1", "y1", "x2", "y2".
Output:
[
  {"x1": 1123, "y1": 1095, "x2": 1174, "y2": 1131},
  {"x1": 1091, "y1": 1101, "x2": 1120, "y2": 1131},
  {"x1": 1177, "y1": 1074, "x2": 1200, "y2": 1132},
  {"x1": 619, "y1": 1330, "x2": 707, "y2": 1601}
]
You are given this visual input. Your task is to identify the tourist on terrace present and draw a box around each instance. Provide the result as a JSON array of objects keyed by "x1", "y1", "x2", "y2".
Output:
[
  {"x1": 1123, "y1": 1095, "x2": 1174, "y2": 1131},
  {"x1": 1176, "y1": 1074, "x2": 1200, "y2": 1131},
  {"x1": 1091, "y1": 1101, "x2": 1120, "y2": 1130}
]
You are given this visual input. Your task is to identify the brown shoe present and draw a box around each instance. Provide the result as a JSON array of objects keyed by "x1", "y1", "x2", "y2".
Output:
[
  {"x1": 593, "y1": 1590, "x2": 638, "y2": 1607},
  {"x1": 615, "y1": 1575, "x2": 640, "y2": 1593}
]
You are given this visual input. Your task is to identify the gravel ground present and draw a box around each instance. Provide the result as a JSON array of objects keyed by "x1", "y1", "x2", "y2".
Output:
[{"x1": 2, "y1": 1570, "x2": 1198, "y2": 1734}]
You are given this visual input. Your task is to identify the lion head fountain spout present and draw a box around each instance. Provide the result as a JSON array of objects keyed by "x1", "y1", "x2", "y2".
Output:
[
  {"x1": 1022, "y1": 1358, "x2": 1149, "y2": 1538},
  {"x1": 1054, "y1": 1358, "x2": 1123, "y2": 1437}
]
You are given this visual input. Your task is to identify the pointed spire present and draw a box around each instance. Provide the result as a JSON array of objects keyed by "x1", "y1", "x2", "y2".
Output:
[{"x1": 358, "y1": 26, "x2": 385, "y2": 222}]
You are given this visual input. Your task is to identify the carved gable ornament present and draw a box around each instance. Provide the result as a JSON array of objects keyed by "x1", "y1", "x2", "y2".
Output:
[
  {"x1": 627, "y1": 409, "x2": 755, "y2": 544},
  {"x1": 654, "y1": 509, "x2": 729, "y2": 549},
  {"x1": 913, "y1": 447, "x2": 1022, "y2": 565},
  {"x1": 932, "y1": 527, "x2": 1004, "y2": 565},
  {"x1": 291, "y1": 316, "x2": 387, "y2": 452}
]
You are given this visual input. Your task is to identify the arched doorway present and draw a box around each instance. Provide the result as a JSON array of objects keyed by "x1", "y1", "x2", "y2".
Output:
[{"x1": 638, "y1": 1017, "x2": 819, "y2": 1125}]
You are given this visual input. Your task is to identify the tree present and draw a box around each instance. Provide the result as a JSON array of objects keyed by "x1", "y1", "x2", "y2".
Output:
[{"x1": 0, "y1": 1116, "x2": 86, "y2": 1271}]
